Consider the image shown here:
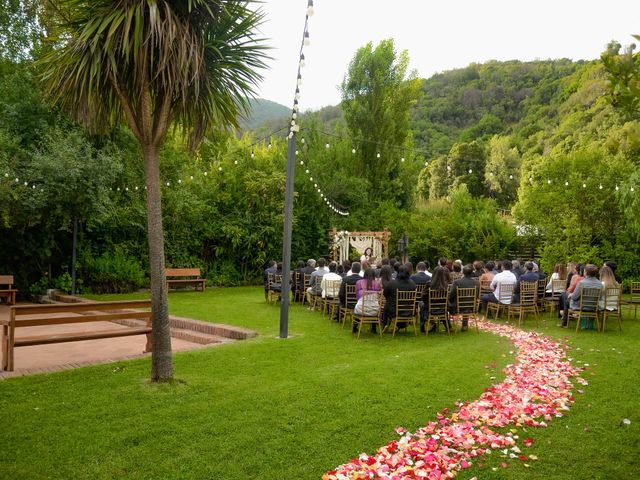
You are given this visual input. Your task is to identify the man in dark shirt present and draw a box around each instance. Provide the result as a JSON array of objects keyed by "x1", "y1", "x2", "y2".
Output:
[
  {"x1": 448, "y1": 265, "x2": 480, "y2": 331},
  {"x1": 263, "y1": 260, "x2": 277, "y2": 300},
  {"x1": 383, "y1": 265, "x2": 416, "y2": 329},
  {"x1": 410, "y1": 261, "x2": 431, "y2": 285},
  {"x1": 337, "y1": 262, "x2": 361, "y2": 323},
  {"x1": 514, "y1": 261, "x2": 539, "y2": 302},
  {"x1": 299, "y1": 259, "x2": 316, "y2": 291}
]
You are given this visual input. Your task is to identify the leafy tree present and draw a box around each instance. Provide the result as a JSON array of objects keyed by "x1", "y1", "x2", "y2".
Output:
[
  {"x1": 340, "y1": 39, "x2": 422, "y2": 205},
  {"x1": 485, "y1": 135, "x2": 520, "y2": 206},
  {"x1": 38, "y1": 0, "x2": 268, "y2": 382},
  {"x1": 602, "y1": 37, "x2": 640, "y2": 120}
]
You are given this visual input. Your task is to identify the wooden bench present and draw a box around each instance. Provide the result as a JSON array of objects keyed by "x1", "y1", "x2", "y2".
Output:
[
  {"x1": 1, "y1": 300, "x2": 152, "y2": 372},
  {"x1": 165, "y1": 268, "x2": 206, "y2": 292},
  {"x1": 0, "y1": 275, "x2": 17, "y2": 305}
]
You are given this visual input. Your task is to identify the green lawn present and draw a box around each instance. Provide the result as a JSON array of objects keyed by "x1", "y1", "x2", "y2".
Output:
[{"x1": 0, "y1": 287, "x2": 638, "y2": 479}]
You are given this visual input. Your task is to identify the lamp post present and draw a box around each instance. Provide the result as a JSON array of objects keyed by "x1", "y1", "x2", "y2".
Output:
[{"x1": 397, "y1": 234, "x2": 409, "y2": 264}]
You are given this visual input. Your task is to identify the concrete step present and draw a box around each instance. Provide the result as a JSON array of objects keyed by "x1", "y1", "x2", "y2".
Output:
[
  {"x1": 110, "y1": 317, "x2": 249, "y2": 344},
  {"x1": 169, "y1": 327, "x2": 230, "y2": 345}
]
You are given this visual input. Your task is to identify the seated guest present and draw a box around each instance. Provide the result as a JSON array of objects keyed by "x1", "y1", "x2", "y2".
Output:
[
  {"x1": 546, "y1": 263, "x2": 567, "y2": 293},
  {"x1": 341, "y1": 259, "x2": 351, "y2": 277},
  {"x1": 420, "y1": 266, "x2": 449, "y2": 333},
  {"x1": 565, "y1": 262, "x2": 577, "y2": 289},
  {"x1": 382, "y1": 265, "x2": 416, "y2": 329},
  {"x1": 604, "y1": 261, "x2": 622, "y2": 284},
  {"x1": 353, "y1": 268, "x2": 382, "y2": 329},
  {"x1": 558, "y1": 264, "x2": 584, "y2": 321},
  {"x1": 599, "y1": 265, "x2": 620, "y2": 311},
  {"x1": 450, "y1": 261, "x2": 463, "y2": 281},
  {"x1": 263, "y1": 260, "x2": 277, "y2": 300},
  {"x1": 481, "y1": 260, "x2": 517, "y2": 309},
  {"x1": 292, "y1": 260, "x2": 306, "y2": 296},
  {"x1": 511, "y1": 260, "x2": 522, "y2": 281},
  {"x1": 513, "y1": 261, "x2": 538, "y2": 302},
  {"x1": 448, "y1": 264, "x2": 480, "y2": 331},
  {"x1": 299, "y1": 258, "x2": 316, "y2": 292},
  {"x1": 472, "y1": 260, "x2": 484, "y2": 278},
  {"x1": 479, "y1": 261, "x2": 495, "y2": 284},
  {"x1": 320, "y1": 262, "x2": 342, "y2": 299},
  {"x1": 532, "y1": 262, "x2": 546, "y2": 280},
  {"x1": 336, "y1": 263, "x2": 345, "y2": 276},
  {"x1": 410, "y1": 261, "x2": 431, "y2": 285},
  {"x1": 306, "y1": 258, "x2": 328, "y2": 306},
  {"x1": 559, "y1": 264, "x2": 602, "y2": 327},
  {"x1": 337, "y1": 262, "x2": 362, "y2": 321},
  {"x1": 379, "y1": 265, "x2": 394, "y2": 289},
  {"x1": 404, "y1": 262, "x2": 414, "y2": 276}
]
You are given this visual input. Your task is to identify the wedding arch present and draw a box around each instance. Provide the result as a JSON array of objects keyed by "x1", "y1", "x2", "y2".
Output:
[{"x1": 329, "y1": 228, "x2": 391, "y2": 263}]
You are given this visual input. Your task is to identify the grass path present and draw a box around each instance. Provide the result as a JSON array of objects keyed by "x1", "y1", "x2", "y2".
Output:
[{"x1": 0, "y1": 287, "x2": 638, "y2": 479}]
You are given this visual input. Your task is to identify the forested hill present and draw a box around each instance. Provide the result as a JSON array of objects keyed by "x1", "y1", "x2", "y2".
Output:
[
  {"x1": 411, "y1": 59, "x2": 584, "y2": 158},
  {"x1": 239, "y1": 98, "x2": 290, "y2": 131},
  {"x1": 250, "y1": 58, "x2": 588, "y2": 158}
]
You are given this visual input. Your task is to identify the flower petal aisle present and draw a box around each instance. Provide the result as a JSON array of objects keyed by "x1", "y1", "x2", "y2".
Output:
[{"x1": 324, "y1": 321, "x2": 587, "y2": 480}]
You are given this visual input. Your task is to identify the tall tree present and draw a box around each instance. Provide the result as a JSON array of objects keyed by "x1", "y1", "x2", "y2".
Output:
[
  {"x1": 602, "y1": 37, "x2": 640, "y2": 120},
  {"x1": 38, "y1": 0, "x2": 267, "y2": 381},
  {"x1": 340, "y1": 39, "x2": 422, "y2": 204}
]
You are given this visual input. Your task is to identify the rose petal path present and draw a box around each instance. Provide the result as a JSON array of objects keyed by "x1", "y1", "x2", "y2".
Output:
[{"x1": 324, "y1": 320, "x2": 587, "y2": 480}]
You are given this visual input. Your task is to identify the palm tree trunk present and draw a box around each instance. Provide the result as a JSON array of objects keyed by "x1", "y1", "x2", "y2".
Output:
[{"x1": 142, "y1": 143, "x2": 173, "y2": 381}]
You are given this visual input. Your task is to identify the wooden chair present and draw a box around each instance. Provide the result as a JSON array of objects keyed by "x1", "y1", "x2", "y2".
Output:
[
  {"x1": 567, "y1": 287, "x2": 601, "y2": 332},
  {"x1": 543, "y1": 279, "x2": 565, "y2": 318},
  {"x1": 480, "y1": 279, "x2": 492, "y2": 296},
  {"x1": 536, "y1": 278, "x2": 546, "y2": 312},
  {"x1": 267, "y1": 273, "x2": 282, "y2": 304},
  {"x1": 425, "y1": 289, "x2": 450, "y2": 336},
  {"x1": 339, "y1": 284, "x2": 357, "y2": 329},
  {"x1": 508, "y1": 281, "x2": 539, "y2": 327},
  {"x1": 320, "y1": 279, "x2": 342, "y2": 318},
  {"x1": 601, "y1": 286, "x2": 622, "y2": 332},
  {"x1": 298, "y1": 273, "x2": 312, "y2": 305},
  {"x1": 450, "y1": 272, "x2": 463, "y2": 282},
  {"x1": 453, "y1": 287, "x2": 480, "y2": 333},
  {"x1": 352, "y1": 290, "x2": 382, "y2": 338},
  {"x1": 391, "y1": 289, "x2": 418, "y2": 338},
  {"x1": 623, "y1": 281, "x2": 640, "y2": 319},
  {"x1": 486, "y1": 282, "x2": 514, "y2": 320}
]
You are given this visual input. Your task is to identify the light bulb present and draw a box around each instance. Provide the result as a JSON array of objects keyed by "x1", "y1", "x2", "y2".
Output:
[
  {"x1": 352, "y1": 148, "x2": 356, "y2": 154},
  {"x1": 304, "y1": 31, "x2": 310, "y2": 46}
]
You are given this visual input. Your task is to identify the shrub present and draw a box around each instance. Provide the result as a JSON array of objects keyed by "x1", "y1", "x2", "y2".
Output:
[{"x1": 82, "y1": 251, "x2": 147, "y2": 293}]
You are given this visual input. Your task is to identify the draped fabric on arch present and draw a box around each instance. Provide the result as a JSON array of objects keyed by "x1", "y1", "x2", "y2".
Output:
[{"x1": 330, "y1": 229, "x2": 391, "y2": 264}]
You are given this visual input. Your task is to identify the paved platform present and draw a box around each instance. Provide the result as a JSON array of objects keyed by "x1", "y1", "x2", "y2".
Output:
[{"x1": 0, "y1": 303, "x2": 220, "y2": 379}]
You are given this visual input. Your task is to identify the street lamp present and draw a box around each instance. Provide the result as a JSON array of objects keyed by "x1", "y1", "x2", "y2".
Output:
[{"x1": 396, "y1": 234, "x2": 409, "y2": 264}]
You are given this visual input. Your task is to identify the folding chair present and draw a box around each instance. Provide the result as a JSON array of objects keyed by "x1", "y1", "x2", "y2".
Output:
[
  {"x1": 508, "y1": 281, "x2": 539, "y2": 327},
  {"x1": 339, "y1": 284, "x2": 357, "y2": 329},
  {"x1": 391, "y1": 289, "x2": 418, "y2": 338},
  {"x1": 601, "y1": 286, "x2": 622, "y2": 332},
  {"x1": 543, "y1": 278, "x2": 565, "y2": 318},
  {"x1": 426, "y1": 289, "x2": 450, "y2": 336},
  {"x1": 352, "y1": 290, "x2": 382, "y2": 338},
  {"x1": 453, "y1": 287, "x2": 480, "y2": 333},
  {"x1": 567, "y1": 287, "x2": 601, "y2": 332},
  {"x1": 486, "y1": 283, "x2": 514, "y2": 320}
]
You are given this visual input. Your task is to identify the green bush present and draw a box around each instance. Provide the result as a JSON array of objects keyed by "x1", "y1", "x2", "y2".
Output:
[
  {"x1": 82, "y1": 251, "x2": 147, "y2": 293},
  {"x1": 29, "y1": 276, "x2": 49, "y2": 297},
  {"x1": 54, "y1": 271, "x2": 73, "y2": 293}
]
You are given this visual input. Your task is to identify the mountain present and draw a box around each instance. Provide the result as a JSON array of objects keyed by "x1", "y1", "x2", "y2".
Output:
[{"x1": 239, "y1": 98, "x2": 290, "y2": 131}]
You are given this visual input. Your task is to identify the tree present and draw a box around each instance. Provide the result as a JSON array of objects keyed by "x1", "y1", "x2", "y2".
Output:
[
  {"x1": 602, "y1": 37, "x2": 640, "y2": 120},
  {"x1": 38, "y1": 0, "x2": 267, "y2": 381},
  {"x1": 485, "y1": 135, "x2": 520, "y2": 206},
  {"x1": 340, "y1": 39, "x2": 422, "y2": 204}
]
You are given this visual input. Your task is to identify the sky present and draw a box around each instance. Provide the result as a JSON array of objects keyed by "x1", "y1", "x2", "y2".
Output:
[{"x1": 256, "y1": 0, "x2": 640, "y2": 111}]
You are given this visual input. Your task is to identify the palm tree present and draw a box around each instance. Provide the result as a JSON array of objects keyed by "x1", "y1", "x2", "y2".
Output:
[{"x1": 38, "y1": 0, "x2": 268, "y2": 381}]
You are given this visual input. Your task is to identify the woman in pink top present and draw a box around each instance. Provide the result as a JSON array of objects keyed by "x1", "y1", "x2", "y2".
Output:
[{"x1": 355, "y1": 268, "x2": 381, "y2": 300}]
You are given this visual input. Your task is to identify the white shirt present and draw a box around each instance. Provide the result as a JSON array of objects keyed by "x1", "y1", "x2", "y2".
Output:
[{"x1": 490, "y1": 270, "x2": 517, "y2": 304}]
